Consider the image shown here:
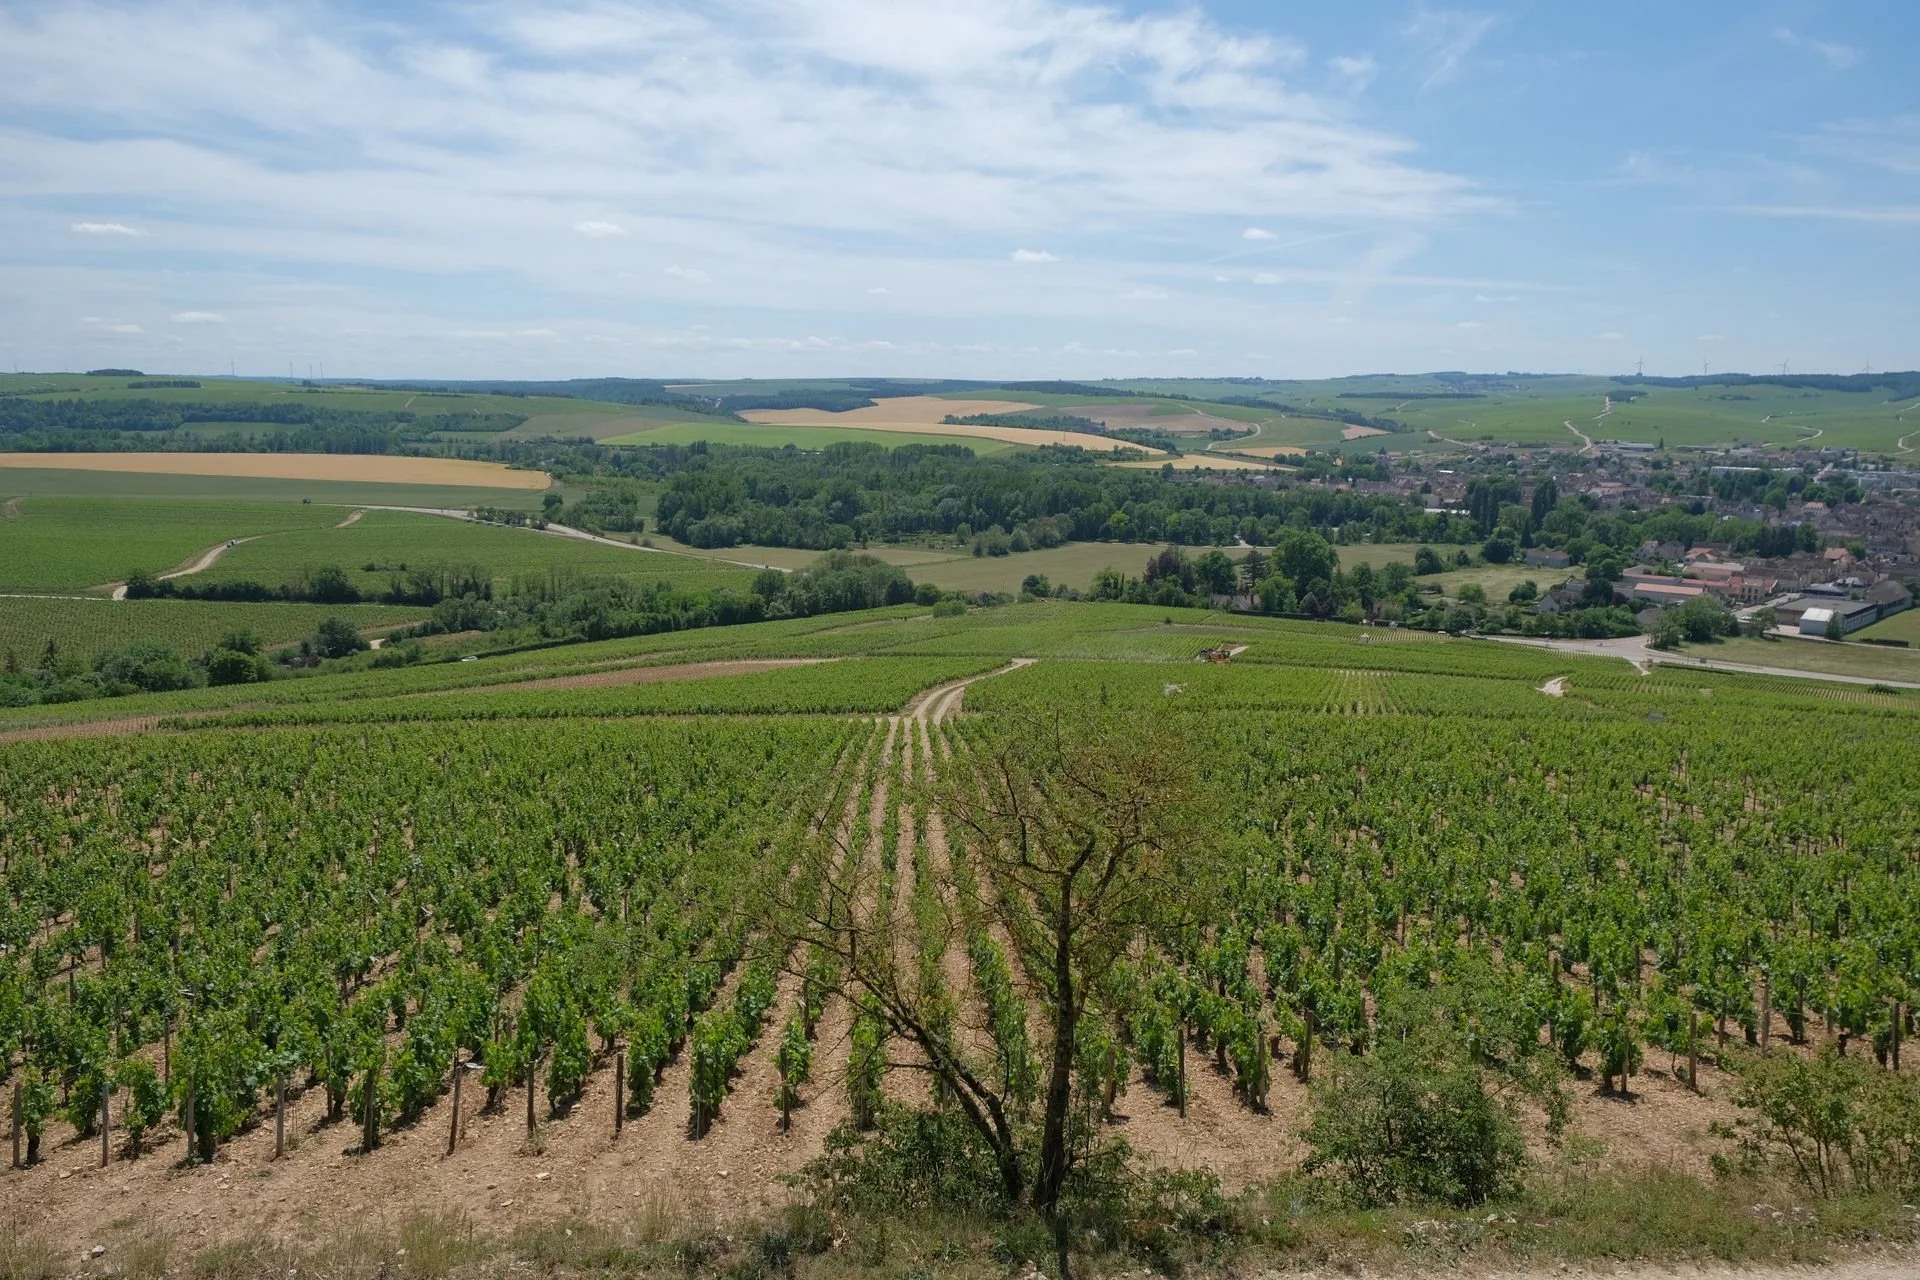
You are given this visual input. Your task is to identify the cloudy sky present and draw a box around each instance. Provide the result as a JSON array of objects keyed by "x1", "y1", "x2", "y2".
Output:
[{"x1": 2, "y1": 0, "x2": 1915, "y2": 380}]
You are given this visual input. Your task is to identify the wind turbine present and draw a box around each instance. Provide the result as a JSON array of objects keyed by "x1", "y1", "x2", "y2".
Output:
[{"x1": 1778, "y1": 359, "x2": 1790, "y2": 375}]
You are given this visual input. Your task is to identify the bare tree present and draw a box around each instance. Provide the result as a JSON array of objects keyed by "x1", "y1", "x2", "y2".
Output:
[{"x1": 779, "y1": 708, "x2": 1212, "y2": 1214}]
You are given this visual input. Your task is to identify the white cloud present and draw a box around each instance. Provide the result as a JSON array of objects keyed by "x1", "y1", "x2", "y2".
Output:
[
  {"x1": 664, "y1": 266, "x2": 712, "y2": 283},
  {"x1": 70, "y1": 221, "x2": 145, "y2": 236},
  {"x1": 1400, "y1": 7, "x2": 1500, "y2": 90},
  {"x1": 515, "y1": 327, "x2": 558, "y2": 338},
  {"x1": 1010, "y1": 249, "x2": 1058, "y2": 263},
  {"x1": 1771, "y1": 26, "x2": 1863, "y2": 72},
  {"x1": 1242, "y1": 227, "x2": 1276, "y2": 241},
  {"x1": 1698, "y1": 333, "x2": 1725, "y2": 342},
  {"x1": 1598, "y1": 331, "x2": 1625, "y2": 341},
  {"x1": 78, "y1": 316, "x2": 143, "y2": 334},
  {"x1": 1167, "y1": 348, "x2": 1198, "y2": 356},
  {"x1": 169, "y1": 310, "x2": 225, "y2": 323},
  {"x1": 1252, "y1": 272, "x2": 1285, "y2": 285},
  {"x1": 1329, "y1": 54, "x2": 1377, "y2": 92},
  {"x1": 1455, "y1": 320, "x2": 1482, "y2": 329},
  {"x1": 1741, "y1": 204, "x2": 1920, "y2": 224},
  {"x1": 867, "y1": 286, "x2": 889, "y2": 294},
  {"x1": 573, "y1": 220, "x2": 628, "y2": 238}
]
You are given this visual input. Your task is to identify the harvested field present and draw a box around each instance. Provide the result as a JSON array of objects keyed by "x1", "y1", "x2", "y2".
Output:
[
  {"x1": 0, "y1": 452, "x2": 550, "y2": 489},
  {"x1": 1111, "y1": 454, "x2": 1279, "y2": 471},
  {"x1": 1342, "y1": 424, "x2": 1390, "y2": 439},
  {"x1": 1223, "y1": 443, "x2": 1308, "y2": 457},
  {"x1": 741, "y1": 396, "x2": 1161, "y2": 453}
]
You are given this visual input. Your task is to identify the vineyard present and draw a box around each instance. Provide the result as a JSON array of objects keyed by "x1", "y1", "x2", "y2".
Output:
[{"x1": 0, "y1": 600, "x2": 1917, "y2": 1267}]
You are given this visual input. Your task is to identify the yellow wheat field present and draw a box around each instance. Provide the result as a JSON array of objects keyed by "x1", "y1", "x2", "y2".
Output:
[
  {"x1": 1112, "y1": 454, "x2": 1284, "y2": 472},
  {"x1": 0, "y1": 452, "x2": 551, "y2": 489},
  {"x1": 741, "y1": 396, "x2": 1164, "y2": 455}
]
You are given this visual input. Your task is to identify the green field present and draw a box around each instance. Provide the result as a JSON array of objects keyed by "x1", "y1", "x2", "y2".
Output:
[
  {"x1": 603, "y1": 420, "x2": 1011, "y2": 454},
  {"x1": 0, "y1": 373, "x2": 618, "y2": 423},
  {"x1": 0, "y1": 596, "x2": 427, "y2": 665},
  {"x1": 0, "y1": 496, "x2": 348, "y2": 591},
  {"x1": 188, "y1": 509, "x2": 760, "y2": 595}
]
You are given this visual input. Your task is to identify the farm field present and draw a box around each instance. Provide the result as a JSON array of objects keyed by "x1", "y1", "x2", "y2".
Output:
[
  {"x1": 1, "y1": 598, "x2": 1916, "y2": 1275},
  {"x1": 0, "y1": 466, "x2": 551, "y2": 508},
  {"x1": 0, "y1": 373, "x2": 620, "y2": 425},
  {"x1": 1111, "y1": 454, "x2": 1280, "y2": 471},
  {"x1": 739, "y1": 395, "x2": 1159, "y2": 453},
  {"x1": 0, "y1": 451, "x2": 549, "y2": 489},
  {"x1": 0, "y1": 596, "x2": 427, "y2": 666},
  {"x1": 0, "y1": 496, "x2": 348, "y2": 591},
  {"x1": 188, "y1": 509, "x2": 760, "y2": 596},
  {"x1": 602, "y1": 419, "x2": 1013, "y2": 454}
]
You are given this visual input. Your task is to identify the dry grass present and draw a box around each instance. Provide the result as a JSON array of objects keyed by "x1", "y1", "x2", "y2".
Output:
[
  {"x1": 740, "y1": 397, "x2": 1160, "y2": 453},
  {"x1": 0, "y1": 453, "x2": 550, "y2": 490},
  {"x1": 1221, "y1": 444, "x2": 1308, "y2": 458},
  {"x1": 1341, "y1": 424, "x2": 1390, "y2": 440}
]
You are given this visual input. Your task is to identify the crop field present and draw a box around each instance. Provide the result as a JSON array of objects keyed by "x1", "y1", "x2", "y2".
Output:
[
  {"x1": 187, "y1": 509, "x2": 759, "y2": 596},
  {"x1": 0, "y1": 466, "x2": 552, "y2": 508},
  {"x1": 0, "y1": 597, "x2": 427, "y2": 665},
  {"x1": 739, "y1": 396, "x2": 1157, "y2": 453},
  {"x1": 0, "y1": 451, "x2": 549, "y2": 490},
  {"x1": 0, "y1": 373, "x2": 616, "y2": 424},
  {"x1": 0, "y1": 496, "x2": 349, "y2": 591},
  {"x1": 602, "y1": 420, "x2": 1012, "y2": 454},
  {"x1": 2, "y1": 596, "x2": 1917, "y2": 1262}
]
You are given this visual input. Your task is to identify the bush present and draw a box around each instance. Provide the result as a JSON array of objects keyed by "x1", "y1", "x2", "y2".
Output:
[
  {"x1": 1302, "y1": 998, "x2": 1542, "y2": 1207},
  {"x1": 206, "y1": 648, "x2": 265, "y2": 686},
  {"x1": 931, "y1": 599, "x2": 967, "y2": 618},
  {"x1": 314, "y1": 617, "x2": 369, "y2": 659},
  {"x1": 1723, "y1": 1047, "x2": 1920, "y2": 1197},
  {"x1": 94, "y1": 640, "x2": 197, "y2": 693}
]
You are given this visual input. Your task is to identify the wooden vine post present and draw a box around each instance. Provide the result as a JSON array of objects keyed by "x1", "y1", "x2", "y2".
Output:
[
  {"x1": 448, "y1": 1054, "x2": 464, "y2": 1156},
  {"x1": 1176, "y1": 1016, "x2": 1187, "y2": 1119},
  {"x1": 274, "y1": 1077, "x2": 286, "y2": 1159},
  {"x1": 1759, "y1": 976, "x2": 1772, "y2": 1053},
  {"x1": 182, "y1": 1077, "x2": 196, "y2": 1165},
  {"x1": 100, "y1": 1087, "x2": 110, "y2": 1167},
  {"x1": 360, "y1": 1063, "x2": 379, "y2": 1153},
  {"x1": 10, "y1": 1081, "x2": 20, "y2": 1170},
  {"x1": 525, "y1": 1055, "x2": 537, "y2": 1138},
  {"x1": 612, "y1": 1049, "x2": 625, "y2": 1140},
  {"x1": 1686, "y1": 1008, "x2": 1699, "y2": 1091}
]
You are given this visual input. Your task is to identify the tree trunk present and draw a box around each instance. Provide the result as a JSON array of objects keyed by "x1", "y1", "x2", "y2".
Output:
[{"x1": 1033, "y1": 883, "x2": 1078, "y2": 1214}]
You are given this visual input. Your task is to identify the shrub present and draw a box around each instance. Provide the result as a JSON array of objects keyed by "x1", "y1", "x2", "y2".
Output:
[
  {"x1": 1302, "y1": 998, "x2": 1542, "y2": 1207},
  {"x1": 1723, "y1": 1046, "x2": 1920, "y2": 1197}
]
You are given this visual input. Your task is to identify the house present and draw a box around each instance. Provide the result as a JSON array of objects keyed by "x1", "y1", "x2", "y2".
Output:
[
  {"x1": 1523, "y1": 547, "x2": 1571, "y2": 569},
  {"x1": 1823, "y1": 546, "x2": 1856, "y2": 568},
  {"x1": 1799, "y1": 600, "x2": 1880, "y2": 636},
  {"x1": 1535, "y1": 581, "x2": 1588, "y2": 615},
  {"x1": 1623, "y1": 581, "x2": 1707, "y2": 608}
]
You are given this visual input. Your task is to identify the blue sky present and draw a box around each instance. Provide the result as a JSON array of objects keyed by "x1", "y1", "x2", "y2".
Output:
[{"x1": 2, "y1": 0, "x2": 1914, "y2": 380}]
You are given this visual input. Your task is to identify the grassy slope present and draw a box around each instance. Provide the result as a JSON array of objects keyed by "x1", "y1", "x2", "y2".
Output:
[
  {"x1": 1854, "y1": 609, "x2": 1920, "y2": 644},
  {"x1": 1679, "y1": 634, "x2": 1920, "y2": 683}
]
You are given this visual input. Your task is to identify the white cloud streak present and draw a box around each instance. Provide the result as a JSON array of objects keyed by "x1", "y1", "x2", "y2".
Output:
[
  {"x1": 70, "y1": 221, "x2": 145, "y2": 236},
  {"x1": 1771, "y1": 26, "x2": 1863, "y2": 72},
  {"x1": 1400, "y1": 7, "x2": 1499, "y2": 90}
]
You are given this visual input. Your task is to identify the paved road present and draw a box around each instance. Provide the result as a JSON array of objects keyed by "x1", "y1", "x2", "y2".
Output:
[{"x1": 1484, "y1": 633, "x2": 1920, "y2": 690}]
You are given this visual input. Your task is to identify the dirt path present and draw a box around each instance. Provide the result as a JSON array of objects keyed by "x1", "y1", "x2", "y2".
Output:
[
  {"x1": 1, "y1": 497, "x2": 18, "y2": 520},
  {"x1": 106, "y1": 535, "x2": 259, "y2": 599},
  {"x1": 1537, "y1": 675, "x2": 1569, "y2": 696},
  {"x1": 1562, "y1": 419, "x2": 1595, "y2": 455},
  {"x1": 334, "y1": 508, "x2": 364, "y2": 528}
]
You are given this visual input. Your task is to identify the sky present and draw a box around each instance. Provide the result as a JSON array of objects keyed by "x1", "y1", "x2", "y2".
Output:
[{"x1": 2, "y1": 0, "x2": 1916, "y2": 382}]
